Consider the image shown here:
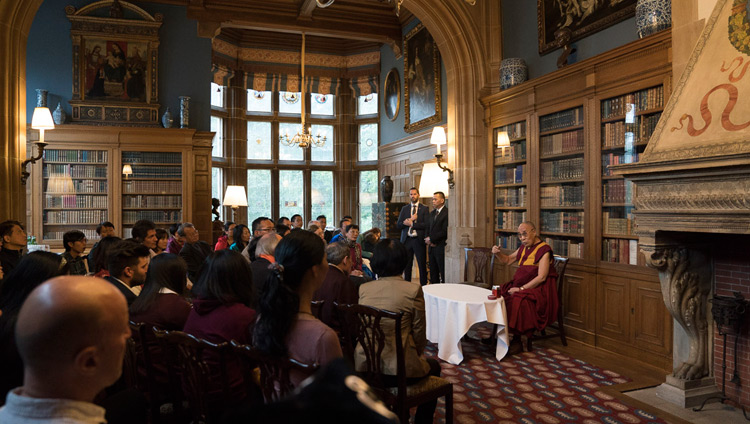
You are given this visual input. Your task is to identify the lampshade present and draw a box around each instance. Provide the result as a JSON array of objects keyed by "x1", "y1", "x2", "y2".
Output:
[
  {"x1": 430, "y1": 126, "x2": 447, "y2": 146},
  {"x1": 31, "y1": 107, "x2": 55, "y2": 130},
  {"x1": 418, "y1": 162, "x2": 450, "y2": 198},
  {"x1": 223, "y1": 185, "x2": 248, "y2": 207},
  {"x1": 122, "y1": 164, "x2": 133, "y2": 176},
  {"x1": 497, "y1": 131, "x2": 510, "y2": 148}
]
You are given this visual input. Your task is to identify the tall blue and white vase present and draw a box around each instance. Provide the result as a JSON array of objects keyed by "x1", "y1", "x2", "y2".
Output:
[
  {"x1": 53, "y1": 102, "x2": 66, "y2": 125},
  {"x1": 36, "y1": 89, "x2": 48, "y2": 108},
  {"x1": 500, "y1": 58, "x2": 528, "y2": 90},
  {"x1": 179, "y1": 96, "x2": 190, "y2": 128},
  {"x1": 636, "y1": 0, "x2": 671, "y2": 38}
]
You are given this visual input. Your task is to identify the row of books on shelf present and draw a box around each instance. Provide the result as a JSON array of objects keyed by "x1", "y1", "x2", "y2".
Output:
[
  {"x1": 603, "y1": 179, "x2": 634, "y2": 204},
  {"x1": 123, "y1": 195, "x2": 183, "y2": 208},
  {"x1": 602, "y1": 152, "x2": 640, "y2": 176},
  {"x1": 44, "y1": 164, "x2": 107, "y2": 178},
  {"x1": 495, "y1": 165, "x2": 525, "y2": 185},
  {"x1": 45, "y1": 194, "x2": 107, "y2": 209},
  {"x1": 602, "y1": 211, "x2": 634, "y2": 235},
  {"x1": 496, "y1": 234, "x2": 521, "y2": 250},
  {"x1": 45, "y1": 179, "x2": 108, "y2": 194},
  {"x1": 122, "y1": 180, "x2": 183, "y2": 193},
  {"x1": 602, "y1": 238, "x2": 639, "y2": 265},
  {"x1": 600, "y1": 86, "x2": 664, "y2": 119},
  {"x1": 123, "y1": 210, "x2": 182, "y2": 223},
  {"x1": 495, "y1": 140, "x2": 526, "y2": 162},
  {"x1": 541, "y1": 157, "x2": 584, "y2": 182},
  {"x1": 545, "y1": 238, "x2": 583, "y2": 259},
  {"x1": 498, "y1": 122, "x2": 526, "y2": 140},
  {"x1": 44, "y1": 210, "x2": 108, "y2": 224},
  {"x1": 541, "y1": 211, "x2": 584, "y2": 234},
  {"x1": 540, "y1": 129, "x2": 584, "y2": 156},
  {"x1": 122, "y1": 152, "x2": 182, "y2": 164},
  {"x1": 128, "y1": 165, "x2": 182, "y2": 179},
  {"x1": 495, "y1": 187, "x2": 526, "y2": 207},
  {"x1": 540, "y1": 185, "x2": 584, "y2": 207},
  {"x1": 44, "y1": 149, "x2": 107, "y2": 163},
  {"x1": 539, "y1": 107, "x2": 583, "y2": 132},
  {"x1": 44, "y1": 229, "x2": 101, "y2": 241},
  {"x1": 496, "y1": 211, "x2": 526, "y2": 231},
  {"x1": 601, "y1": 113, "x2": 661, "y2": 147}
]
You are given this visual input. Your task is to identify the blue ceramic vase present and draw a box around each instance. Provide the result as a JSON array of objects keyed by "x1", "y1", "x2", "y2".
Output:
[
  {"x1": 636, "y1": 0, "x2": 671, "y2": 38},
  {"x1": 500, "y1": 58, "x2": 528, "y2": 90}
]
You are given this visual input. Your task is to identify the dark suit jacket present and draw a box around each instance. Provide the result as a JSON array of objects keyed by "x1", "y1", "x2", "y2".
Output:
[
  {"x1": 312, "y1": 265, "x2": 358, "y2": 333},
  {"x1": 104, "y1": 275, "x2": 138, "y2": 306},
  {"x1": 426, "y1": 206, "x2": 448, "y2": 246},
  {"x1": 249, "y1": 256, "x2": 272, "y2": 309},
  {"x1": 179, "y1": 241, "x2": 213, "y2": 282},
  {"x1": 396, "y1": 202, "x2": 429, "y2": 243}
]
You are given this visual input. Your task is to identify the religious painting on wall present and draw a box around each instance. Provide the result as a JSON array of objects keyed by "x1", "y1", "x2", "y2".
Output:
[
  {"x1": 537, "y1": 0, "x2": 636, "y2": 55},
  {"x1": 67, "y1": 1, "x2": 162, "y2": 125},
  {"x1": 383, "y1": 68, "x2": 400, "y2": 121},
  {"x1": 404, "y1": 23, "x2": 442, "y2": 133}
]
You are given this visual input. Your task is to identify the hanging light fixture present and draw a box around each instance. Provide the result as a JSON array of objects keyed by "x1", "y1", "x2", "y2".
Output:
[{"x1": 279, "y1": 33, "x2": 326, "y2": 149}]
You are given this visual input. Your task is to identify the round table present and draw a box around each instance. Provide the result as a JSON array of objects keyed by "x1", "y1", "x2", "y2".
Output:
[{"x1": 423, "y1": 283, "x2": 509, "y2": 365}]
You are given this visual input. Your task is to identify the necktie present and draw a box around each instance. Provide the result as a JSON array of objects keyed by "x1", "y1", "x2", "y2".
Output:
[{"x1": 410, "y1": 204, "x2": 417, "y2": 236}]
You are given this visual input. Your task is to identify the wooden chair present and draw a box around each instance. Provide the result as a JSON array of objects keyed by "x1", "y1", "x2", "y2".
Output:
[
  {"x1": 311, "y1": 299, "x2": 325, "y2": 320},
  {"x1": 231, "y1": 341, "x2": 320, "y2": 404},
  {"x1": 460, "y1": 247, "x2": 496, "y2": 289},
  {"x1": 129, "y1": 321, "x2": 162, "y2": 423},
  {"x1": 527, "y1": 255, "x2": 569, "y2": 351},
  {"x1": 336, "y1": 303, "x2": 453, "y2": 424},
  {"x1": 153, "y1": 329, "x2": 234, "y2": 424}
]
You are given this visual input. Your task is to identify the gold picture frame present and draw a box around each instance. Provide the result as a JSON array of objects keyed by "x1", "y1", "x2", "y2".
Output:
[
  {"x1": 383, "y1": 68, "x2": 400, "y2": 122},
  {"x1": 404, "y1": 23, "x2": 442, "y2": 133}
]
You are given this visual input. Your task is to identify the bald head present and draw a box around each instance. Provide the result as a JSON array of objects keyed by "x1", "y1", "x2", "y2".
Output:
[
  {"x1": 16, "y1": 276, "x2": 130, "y2": 399},
  {"x1": 256, "y1": 233, "x2": 282, "y2": 257}
]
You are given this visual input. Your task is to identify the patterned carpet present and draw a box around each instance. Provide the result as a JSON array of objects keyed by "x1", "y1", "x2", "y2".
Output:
[{"x1": 423, "y1": 324, "x2": 667, "y2": 424}]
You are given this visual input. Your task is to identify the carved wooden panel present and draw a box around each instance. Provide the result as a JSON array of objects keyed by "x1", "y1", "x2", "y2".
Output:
[
  {"x1": 562, "y1": 268, "x2": 591, "y2": 330},
  {"x1": 632, "y1": 279, "x2": 672, "y2": 355},
  {"x1": 597, "y1": 274, "x2": 629, "y2": 341}
]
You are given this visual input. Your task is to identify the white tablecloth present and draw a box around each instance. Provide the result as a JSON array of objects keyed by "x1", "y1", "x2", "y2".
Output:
[{"x1": 423, "y1": 283, "x2": 509, "y2": 365}]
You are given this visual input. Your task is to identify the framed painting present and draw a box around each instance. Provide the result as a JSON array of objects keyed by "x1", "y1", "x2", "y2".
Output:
[
  {"x1": 537, "y1": 0, "x2": 636, "y2": 55},
  {"x1": 67, "y1": 1, "x2": 162, "y2": 125},
  {"x1": 383, "y1": 68, "x2": 400, "y2": 121},
  {"x1": 404, "y1": 23, "x2": 442, "y2": 133}
]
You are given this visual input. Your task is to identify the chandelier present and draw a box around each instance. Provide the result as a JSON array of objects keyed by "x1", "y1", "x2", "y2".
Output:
[
  {"x1": 279, "y1": 33, "x2": 326, "y2": 149},
  {"x1": 316, "y1": 0, "x2": 476, "y2": 16}
]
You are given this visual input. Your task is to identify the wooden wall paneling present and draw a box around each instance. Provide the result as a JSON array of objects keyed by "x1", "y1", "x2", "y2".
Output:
[
  {"x1": 562, "y1": 265, "x2": 596, "y2": 345},
  {"x1": 632, "y1": 278, "x2": 672, "y2": 356},
  {"x1": 597, "y1": 274, "x2": 630, "y2": 343}
]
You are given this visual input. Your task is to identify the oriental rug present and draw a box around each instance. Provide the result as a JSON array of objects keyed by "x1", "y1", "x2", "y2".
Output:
[{"x1": 424, "y1": 324, "x2": 668, "y2": 424}]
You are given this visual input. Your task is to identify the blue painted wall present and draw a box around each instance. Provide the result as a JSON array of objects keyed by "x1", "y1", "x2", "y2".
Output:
[
  {"x1": 501, "y1": 0, "x2": 638, "y2": 79},
  {"x1": 26, "y1": 0, "x2": 211, "y2": 131},
  {"x1": 380, "y1": 19, "x2": 448, "y2": 145}
]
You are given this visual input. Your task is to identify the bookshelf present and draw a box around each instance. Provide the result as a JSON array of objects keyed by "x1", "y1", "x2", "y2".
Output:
[{"x1": 493, "y1": 120, "x2": 527, "y2": 250}]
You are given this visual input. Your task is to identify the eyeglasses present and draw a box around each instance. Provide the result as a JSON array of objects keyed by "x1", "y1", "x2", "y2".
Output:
[
  {"x1": 258, "y1": 227, "x2": 275, "y2": 233},
  {"x1": 517, "y1": 231, "x2": 529, "y2": 239}
]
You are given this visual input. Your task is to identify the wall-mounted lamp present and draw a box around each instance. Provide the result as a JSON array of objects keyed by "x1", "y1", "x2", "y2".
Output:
[
  {"x1": 223, "y1": 185, "x2": 248, "y2": 222},
  {"x1": 429, "y1": 126, "x2": 454, "y2": 189},
  {"x1": 122, "y1": 164, "x2": 133, "y2": 179},
  {"x1": 497, "y1": 131, "x2": 510, "y2": 157},
  {"x1": 418, "y1": 162, "x2": 451, "y2": 198},
  {"x1": 21, "y1": 107, "x2": 55, "y2": 185}
]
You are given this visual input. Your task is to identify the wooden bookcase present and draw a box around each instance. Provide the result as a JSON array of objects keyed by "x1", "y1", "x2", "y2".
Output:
[
  {"x1": 27, "y1": 125, "x2": 214, "y2": 249},
  {"x1": 481, "y1": 31, "x2": 674, "y2": 370}
]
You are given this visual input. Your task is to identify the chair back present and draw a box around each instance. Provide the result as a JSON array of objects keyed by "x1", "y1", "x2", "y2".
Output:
[
  {"x1": 552, "y1": 255, "x2": 569, "y2": 309},
  {"x1": 122, "y1": 334, "x2": 139, "y2": 390},
  {"x1": 153, "y1": 329, "x2": 233, "y2": 424},
  {"x1": 311, "y1": 299, "x2": 325, "y2": 320},
  {"x1": 231, "y1": 341, "x2": 319, "y2": 403},
  {"x1": 463, "y1": 247, "x2": 496, "y2": 288}
]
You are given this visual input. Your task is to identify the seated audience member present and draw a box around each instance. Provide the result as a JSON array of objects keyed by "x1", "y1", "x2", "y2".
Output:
[
  {"x1": 62, "y1": 230, "x2": 89, "y2": 275},
  {"x1": 0, "y1": 220, "x2": 26, "y2": 278},
  {"x1": 215, "y1": 221, "x2": 235, "y2": 251},
  {"x1": 357, "y1": 239, "x2": 441, "y2": 424},
  {"x1": 87, "y1": 221, "x2": 115, "y2": 270},
  {"x1": 312, "y1": 242, "x2": 357, "y2": 333},
  {"x1": 277, "y1": 217, "x2": 291, "y2": 229},
  {"x1": 229, "y1": 224, "x2": 250, "y2": 253},
  {"x1": 178, "y1": 222, "x2": 213, "y2": 282},
  {"x1": 307, "y1": 223, "x2": 325, "y2": 241},
  {"x1": 130, "y1": 219, "x2": 158, "y2": 256},
  {"x1": 165, "y1": 223, "x2": 184, "y2": 254},
  {"x1": 0, "y1": 276, "x2": 131, "y2": 423},
  {"x1": 249, "y1": 233, "x2": 282, "y2": 308},
  {"x1": 106, "y1": 242, "x2": 151, "y2": 306},
  {"x1": 254, "y1": 230, "x2": 342, "y2": 386},
  {"x1": 358, "y1": 227, "x2": 381, "y2": 259},
  {"x1": 183, "y1": 250, "x2": 256, "y2": 399},
  {"x1": 153, "y1": 228, "x2": 169, "y2": 255},
  {"x1": 90, "y1": 236, "x2": 122, "y2": 278},
  {"x1": 275, "y1": 223, "x2": 291, "y2": 238},
  {"x1": 0, "y1": 252, "x2": 65, "y2": 406},
  {"x1": 317, "y1": 215, "x2": 334, "y2": 243},
  {"x1": 244, "y1": 217, "x2": 275, "y2": 262},
  {"x1": 490, "y1": 221, "x2": 558, "y2": 349},
  {"x1": 329, "y1": 217, "x2": 352, "y2": 244},
  {"x1": 344, "y1": 224, "x2": 364, "y2": 277},
  {"x1": 290, "y1": 214, "x2": 304, "y2": 230}
]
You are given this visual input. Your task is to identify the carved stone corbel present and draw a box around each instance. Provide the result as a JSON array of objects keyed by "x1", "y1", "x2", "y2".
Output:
[{"x1": 646, "y1": 247, "x2": 711, "y2": 380}]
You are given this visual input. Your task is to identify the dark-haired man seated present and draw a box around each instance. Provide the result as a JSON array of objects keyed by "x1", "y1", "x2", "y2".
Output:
[
  {"x1": 62, "y1": 230, "x2": 89, "y2": 276},
  {"x1": 0, "y1": 220, "x2": 26, "y2": 279},
  {"x1": 106, "y1": 242, "x2": 151, "y2": 306},
  {"x1": 87, "y1": 221, "x2": 115, "y2": 271},
  {"x1": 313, "y1": 242, "x2": 358, "y2": 333}
]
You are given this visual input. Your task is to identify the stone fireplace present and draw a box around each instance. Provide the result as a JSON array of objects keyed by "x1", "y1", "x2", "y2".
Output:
[{"x1": 615, "y1": 0, "x2": 750, "y2": 410}]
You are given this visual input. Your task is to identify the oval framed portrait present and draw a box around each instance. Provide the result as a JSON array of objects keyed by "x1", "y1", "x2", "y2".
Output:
[{"x1": 383, "y1": 68, "x2": 400, "y2": 121}]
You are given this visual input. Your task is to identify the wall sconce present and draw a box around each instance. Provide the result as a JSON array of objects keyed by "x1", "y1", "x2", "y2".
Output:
[
  {"x1": 21, "y1": 107, "x2": 55, "y2": 185},
  {"x1": 418, "y1": 162, "x2": 451, "y2": 198},
  {"x1": 429, "y1": 126, "x2": 454, "y2": 189},
  {"x1": 122, "y1": 164, "x2": 133, "y2": 179},
  {"x1": 223, "y1": 185, "x2": 248, "y2": 222},
  {"x1": 497, "y1": 131, "x2": 510, "y2": 157}
]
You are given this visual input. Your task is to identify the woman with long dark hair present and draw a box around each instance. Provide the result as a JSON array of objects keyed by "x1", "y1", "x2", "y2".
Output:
[
  {"x1": 253, "y1": 230, "x2": 342, "y2": 385},
  {"x1": 0, "y1": 252, "x2": 65, "y2": 405},
  {"x1": 229, "y1": 224, "x2": 250, "y2": 254},
  {"x1": 130, "y1": 253, "x2": 190, "y2": 329}
]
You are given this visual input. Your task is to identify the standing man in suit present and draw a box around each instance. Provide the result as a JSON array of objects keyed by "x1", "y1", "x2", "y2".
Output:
[
  {"x1": 397, "y1": 187, "x2": 429, "y2": 285},
  {"x1": 425, "y1": 191, "x2": 448, "y2": 284}
]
